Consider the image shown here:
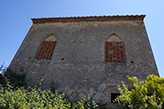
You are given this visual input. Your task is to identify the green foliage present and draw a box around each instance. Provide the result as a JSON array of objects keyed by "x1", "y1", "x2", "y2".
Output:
[
  {"x1": 0, "y1": 68, "x2": 27, "y2": 88},
  {"x1": 0, "y1": 84, "x2": 99, "y2": 109},
  {"x1": 116, "y1": 74, "x2": 164, "y2": 109},
  {"x1": 0, "y1": 69, "x2": 99, "y2": 109},
  {"x1": 0, "y1": 74, "x2": 6, "y2": 86}
]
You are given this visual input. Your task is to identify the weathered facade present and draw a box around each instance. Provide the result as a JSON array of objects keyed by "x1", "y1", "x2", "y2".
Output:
[{"x1": 9, "y1": 15, "x2": 158, "y2": 108}]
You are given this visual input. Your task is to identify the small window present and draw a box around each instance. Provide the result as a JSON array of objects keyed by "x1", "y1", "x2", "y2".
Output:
[
  {"x1": 105, "y1": 33, "x2": 126, "y2": 62},
  {"x1": 111, "y1": 93, "x2": 120, "y2": 103},
  {"x1": 36, "y1": 34, "x2": 57, "y2": 60}
]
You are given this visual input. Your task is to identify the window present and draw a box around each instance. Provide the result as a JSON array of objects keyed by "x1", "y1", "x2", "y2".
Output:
[
  {"x1": 36, "y1": 34, "x2": 57, "y2": 60},
  {"x1": 105, "y1": 33, "x2": 126, "y2": 62}
]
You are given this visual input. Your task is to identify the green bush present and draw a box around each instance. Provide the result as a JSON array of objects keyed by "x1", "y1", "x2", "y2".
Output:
[
  {"x1": 0, "y1": 68, "x2": 27, "y2": 88},
  {"x1": 0, "y1": 84, "x2": 98, "y2": 109},
  {"x1": 0, "y1": 69, "x2": 100, "y2": 109},
  {"x1": 116, "y1": 74, "x2": 164, "y2": 109}
]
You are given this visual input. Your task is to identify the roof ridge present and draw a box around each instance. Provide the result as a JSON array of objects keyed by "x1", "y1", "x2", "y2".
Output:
[{"x1": 31, "y1": 15, "x2": 146, "y2": 24}]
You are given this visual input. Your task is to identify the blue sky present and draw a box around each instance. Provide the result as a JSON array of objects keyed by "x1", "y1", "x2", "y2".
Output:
[{"x1": 0, "y1": 0, "x2": 164, "y2": 77}]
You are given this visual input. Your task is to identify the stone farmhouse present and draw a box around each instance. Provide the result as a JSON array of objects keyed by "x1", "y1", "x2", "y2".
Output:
[{"x1": 9, "y1": 15, "x2": 159, "y2": 107}]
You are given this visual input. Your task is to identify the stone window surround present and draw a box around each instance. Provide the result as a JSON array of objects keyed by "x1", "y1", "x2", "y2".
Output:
[
  {"x1": 105, "y1": 33, "x2": 126, "y2": 62},
  {"x1": 35, "y1": 34, "x2": 57, "y2": 60}
]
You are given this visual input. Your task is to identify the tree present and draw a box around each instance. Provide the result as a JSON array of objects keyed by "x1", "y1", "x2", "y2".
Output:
[
  {"x1": 0, "y1": 62, "x2": 6, "y2": 74},
  {"x1": 116, "y1": 74, "x2": 164, "y2": 109}
]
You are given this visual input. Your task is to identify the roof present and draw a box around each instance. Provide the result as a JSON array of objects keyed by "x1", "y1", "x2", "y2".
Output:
[{"x1": 31, "y1": 15, "x2": 146, "y2": 24}]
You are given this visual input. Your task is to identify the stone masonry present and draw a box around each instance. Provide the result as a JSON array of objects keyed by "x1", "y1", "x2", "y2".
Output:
[{"x1": 9, "y1": 15, "x2": 159, "y2": 108}]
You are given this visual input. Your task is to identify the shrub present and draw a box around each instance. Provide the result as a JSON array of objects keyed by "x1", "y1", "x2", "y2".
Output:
[
  {"x1": 0, "y1": 84, "x2": 98, "y2": 109},
  {"x1": 0, "y1": 70, "x2": 99, "y2": 109},
  {"x1": 0, "y1": 67, "x2": 105, "y2": 109},
  {"x1": 0, "y1": 68, "x2": 27, "y2": 88},
  {"x1": 116, "y1": 74, "x2": 164, "y2": 109}
]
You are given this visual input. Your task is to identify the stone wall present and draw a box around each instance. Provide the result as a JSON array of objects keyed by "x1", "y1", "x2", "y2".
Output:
[{"x1": 9, "y1": 18, "x2": 158, "y2": 108}]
